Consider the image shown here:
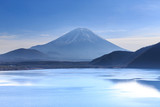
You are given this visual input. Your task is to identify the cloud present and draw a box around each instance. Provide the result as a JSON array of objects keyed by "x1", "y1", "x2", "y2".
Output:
[
  {"x1": 128, "y1": 27, "x2": 160, "y2": 38},
  {"x1": 40, "y1": 34, "x2": 50, "y2": 37},
  {"x1": 0, "y1": 32, "x2": 17, "y2": 40},
  {"x1": 96, "y1": 29, "x2": 127, "y2": 33},
  {"x1": 0, "y1": 38, "x2": 51, "y2": 54},
  {"x1": 0, "y1": 35, "x2": 16, "y2": 39},
  {"x1": 136, "y1": 4, "x2": 160, "y2": 11},
  {"x1": 108, "y1": 37, "x2": 160, "y2": 51},
  {"x1": 0, "y1": 31, "x2": 60, "y2": 54},
  {"x1": 133, "y1": 1, "x2": 160, "y2": 15},
  {"x1": 94, "y1": 29, "x2": 128, "y2": 39}
]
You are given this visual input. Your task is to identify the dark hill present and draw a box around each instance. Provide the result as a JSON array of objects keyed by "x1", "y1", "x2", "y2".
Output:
[
  {"x1": 91, "y1": 51, "x2": 133, "y2": 67},
  {"x1": 128, "y1": 42, "x2": 160, "y2": 68},
  {"x1": 91, "y1": 42, "x2": 160, "y2": 68}
]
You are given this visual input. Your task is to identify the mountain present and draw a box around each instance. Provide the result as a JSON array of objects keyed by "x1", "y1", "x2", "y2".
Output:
[
  {"x1": 127, "y1": 42, "x2": 160, "y2": 68},
  {"x1": 0, "y1": 48, "x2": 50, "y2": 62},
  {"x1": 31, "y1": 28, "x2": 124, "y2": 61},
  {"x1": 91, "y1": 42, "x2": 160, "y2": 68},
  {"x1": 91, "y1": 51, "x2": 133, "y2": 67}
]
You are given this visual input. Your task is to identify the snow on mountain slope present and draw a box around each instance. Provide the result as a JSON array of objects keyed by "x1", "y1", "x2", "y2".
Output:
[{"x1": 31, "y1": 28, "x2": 125, "y2": 61}]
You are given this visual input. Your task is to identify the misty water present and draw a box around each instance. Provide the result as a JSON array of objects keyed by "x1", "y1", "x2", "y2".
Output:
[{"x1": 0, "y1": 69, "x2": 160, "y2": 107}]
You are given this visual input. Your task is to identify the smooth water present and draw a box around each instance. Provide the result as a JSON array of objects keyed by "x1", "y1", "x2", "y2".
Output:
[{"x1": 0, "y1": 68, "x2": 160, "y2": 107}]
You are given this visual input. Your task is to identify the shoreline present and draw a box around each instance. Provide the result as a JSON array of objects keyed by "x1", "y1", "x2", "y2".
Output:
[{"x1": 0, "y1": 61, "x2": 159, "y2": 71}]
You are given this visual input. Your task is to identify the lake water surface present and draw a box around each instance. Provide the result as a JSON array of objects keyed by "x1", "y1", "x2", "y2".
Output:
[{"x1": 0, "y1": 68, "x2": 160, "y2": 107}]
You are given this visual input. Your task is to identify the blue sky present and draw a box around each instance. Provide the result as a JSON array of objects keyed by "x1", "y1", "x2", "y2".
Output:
[{"x1": 0, "y1": 0, "x2": 160, "y2": 53}]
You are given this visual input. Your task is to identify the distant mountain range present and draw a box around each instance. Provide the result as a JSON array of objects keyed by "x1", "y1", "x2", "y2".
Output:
[
  {"x1": 31, "y1": 28, "x2": 124, "y2": 61},
  {"x1": 0, "y1": 28, "x2": 124, "y2": 62},
  {"x1": 0, "y1": 48, "x2": 50, "y2": 62},
  {"x1": 0, "y1": 28, "x2": 160, "y2": 69},
  {"x1": 91, "y1": 42, "x2": 160, "y2": 68}
]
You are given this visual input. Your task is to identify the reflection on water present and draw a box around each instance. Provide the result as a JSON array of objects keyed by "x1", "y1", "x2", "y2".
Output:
[
  {"x1": 0, "y1": 80, "x2": 32, "y2": 86},
  {"x1": 0, "y1": 69, "x2": 160, "y2": 107},
  {"x1": 111, "y1": 80, "x2": 160, "y2": 98}
]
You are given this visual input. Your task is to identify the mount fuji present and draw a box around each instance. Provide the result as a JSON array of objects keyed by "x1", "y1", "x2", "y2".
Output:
[{"x1": 31, "y1": 28, "x2": 125, "y2": 61}]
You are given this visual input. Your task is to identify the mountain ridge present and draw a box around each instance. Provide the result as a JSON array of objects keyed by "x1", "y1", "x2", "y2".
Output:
[
  {"x1": 128, "y1": 42, "x2": 160, "y2": 68},
  {"x1": 0, "y1": 48, "x2": 50, "y2": 62},
  {"x1": 31, "y1": 28, "x2": 125, "y2": 61},
  {"x1": 91, "y1": 42, "x2": 160, "y2": 68}
]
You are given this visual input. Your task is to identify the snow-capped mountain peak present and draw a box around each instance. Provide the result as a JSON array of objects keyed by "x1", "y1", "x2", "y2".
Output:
[
  {"x1": 53, "y1": 28, "x2": 102, "y2": 44},
  {"x1": 31, "y1": 28, "x2": 125, "y2": 61}
]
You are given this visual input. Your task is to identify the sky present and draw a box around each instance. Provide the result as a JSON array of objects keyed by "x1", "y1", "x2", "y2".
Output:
[{"x1": 0, "y1": 0, "x2": 160, "y2": 53}]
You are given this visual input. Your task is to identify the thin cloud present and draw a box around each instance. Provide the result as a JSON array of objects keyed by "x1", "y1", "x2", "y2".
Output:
[
  {"x1": 108, "y1": 36, "x2": 160, "y2": 51},
  {"x1": 96, "y1": 29, "x2": 127, "y2": 33},
  {"x1": 40, "y1": 34, "x2": 50, "y2": 37},
  {"x1": 136, "y1": 4, "x2": 160, "y2": 11},
  {"x1": 0, "y1": 38, "x2": 51, "y2": 54},
  {"x1": 0, "y1": 35, "x2": 16, "y2": 39}
]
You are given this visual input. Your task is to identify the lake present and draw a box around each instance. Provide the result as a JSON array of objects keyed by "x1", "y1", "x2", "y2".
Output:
[{"x1": 0, "y1": 68, "x2": 160, "y2": 107}]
